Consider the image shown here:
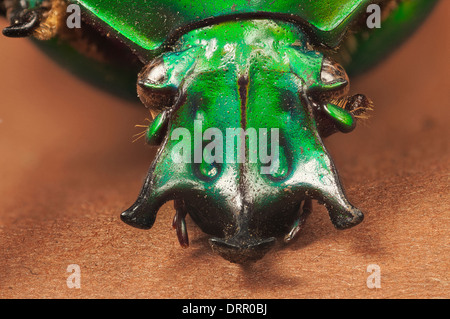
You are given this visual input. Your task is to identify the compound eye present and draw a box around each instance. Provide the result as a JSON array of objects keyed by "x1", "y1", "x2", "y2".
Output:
[
  {"x1": 321, "y1": 58, "x2": 348, "y2": 84},
  {"x1": 319, "y1": 57, "x2": 350, "y2": 99},
  {"x1": 137, "y1": 58, "x2": 176, "y2": 111},
  {"x1": 139, "y1": 58, "x2": 168, "y2": 87}
]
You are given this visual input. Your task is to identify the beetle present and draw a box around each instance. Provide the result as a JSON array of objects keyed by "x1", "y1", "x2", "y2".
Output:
[{"x1": 1, "y1": 0, "x2": 439, "y2": 263}]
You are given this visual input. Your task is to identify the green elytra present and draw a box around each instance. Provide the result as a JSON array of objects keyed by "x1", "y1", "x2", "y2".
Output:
[
  {"x1": 77, "y1": 0, "x2": 370, "y2": 51},
  {"x1": 1, "y1": 0, "x2": 439, "y2": 262}
]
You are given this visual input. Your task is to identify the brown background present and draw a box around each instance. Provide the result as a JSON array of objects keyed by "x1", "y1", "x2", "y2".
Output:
[{"x1": 0, "y1": 1, "x2": 448, "y2": 299}]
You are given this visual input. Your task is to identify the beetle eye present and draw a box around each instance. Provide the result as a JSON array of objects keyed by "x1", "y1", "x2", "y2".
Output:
[
  {"x1": 137, "y1": 58, "x2": 176, "y2": 110},
  {"x1": 140, "y1": 58, "x2": 167, "y2": 86},
  {"x1": 138, "y1": 58, "x2": 168, "y2": 87},
  {"x1": 319, "y1": 57, "x2": 350, "y2": 99},
  {"x1": 321, "y1": 58, "x2": 348, "y2": 84}
]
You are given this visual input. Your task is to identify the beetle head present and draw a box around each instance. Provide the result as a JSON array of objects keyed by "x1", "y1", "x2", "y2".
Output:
[{"x1": 123, "y1": 20, "x2": 370, "y2": 263}]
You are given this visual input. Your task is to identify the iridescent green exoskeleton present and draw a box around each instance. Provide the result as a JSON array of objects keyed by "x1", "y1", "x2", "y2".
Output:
[{"x1": 1, "y1": 0, "x2": 439, "y2": 263}]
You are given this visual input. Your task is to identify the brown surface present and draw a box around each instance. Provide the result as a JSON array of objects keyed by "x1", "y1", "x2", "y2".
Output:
[{"x1": 0, "y1": 2, "x2": 448, "y2": 299}]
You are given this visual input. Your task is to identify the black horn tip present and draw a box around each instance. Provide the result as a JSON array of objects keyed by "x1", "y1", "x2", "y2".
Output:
[
  {"x1": 120, "y1": 208, "x2": 155, "y2": 230},
  {"x1": 331, "y1": 208, "x2": 364, "y2": 230}
]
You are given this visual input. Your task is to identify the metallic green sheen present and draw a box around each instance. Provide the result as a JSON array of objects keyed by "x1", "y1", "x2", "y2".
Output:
[
  {"x1": 324, "y1": 103, "x2": 355, "y2": 133},
  {"x1": 0, "y1": 0, "x2": 439, "y2": 263},
  {"x1": 145, "y1": 110, "x2": 169, "y2": 145},
  {"x1": 74, "y1": 0, "x2": 371, "y2": 55},
  {"x1": 25, "y1": 0, "x2": 43, "y2": 8},
  {"x1": 121, "y1": 20, "x2": 363, "y2": 262}
]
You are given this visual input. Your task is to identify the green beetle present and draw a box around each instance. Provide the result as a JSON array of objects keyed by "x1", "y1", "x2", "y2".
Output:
[{"x1": 1, "y1": 0, "x2": 439, "y2": 263}]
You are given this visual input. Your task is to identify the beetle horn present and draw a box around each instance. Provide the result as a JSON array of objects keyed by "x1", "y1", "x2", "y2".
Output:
[
  {"x1": 121, "y1": 127, "x2": 205, "y2": 230},
  {"x1": 120, "y1": 163, "x2": 163, "y2": 230}
]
